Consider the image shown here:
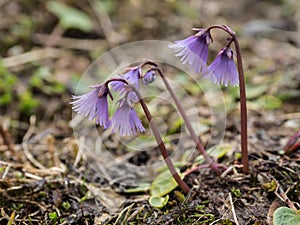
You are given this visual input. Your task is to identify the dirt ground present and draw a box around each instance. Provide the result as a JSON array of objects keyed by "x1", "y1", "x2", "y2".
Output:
[{"x1": 1, "y1": 0, "x2": 300, "y2": 224}]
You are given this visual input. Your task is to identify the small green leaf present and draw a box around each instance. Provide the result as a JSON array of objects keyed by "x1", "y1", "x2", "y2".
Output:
[
  {"x1": 46, "y1": 1, "x2": 93, "y2": 32},
  {"x1": 168, "y1": 118, "x2": 183, "y2": 134},
  {"x1": 0, "y1": 60, "x2": 17, "y2": 106},
  {"x1": 0, "y1": 93, "x2": 13, "y2": 106},
  {"x1": 18, "y1": 91, "x2": 39, "y2": 114},
  {"x1": 263, "y1": 180, "x2": 277, "y2": 192},
  {"x1": 255, "y1": 95, "x2": 282, "y2": 110},
  {"x1": 149, "y1": 195, "x2": 169, "y2": 208},
  {"x1": 150, "y1": 168, "x2": 183, "y2": 197},
  {"x1": 48, "y1": 211, "x2": 57, "y2": 221},
  {"x1": 230, "y1": 187, "x2": 241, "y2": 198},
  {"x1": 273, "y1": 207, "x2": 300, "y2": 225},
  {"x1": 62, "y1": 201, "x2": 71, "y2": 210},
  {"x1": 174, "y1": 190, "x2": 185, "y2": 203}
]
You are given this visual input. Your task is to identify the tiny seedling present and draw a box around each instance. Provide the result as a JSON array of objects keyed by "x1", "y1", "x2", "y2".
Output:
[{"x1": 48, "y1": 211, "x2": 58, "y2": 223}]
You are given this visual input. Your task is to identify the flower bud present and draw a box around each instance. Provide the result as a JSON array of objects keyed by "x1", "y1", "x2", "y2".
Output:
[{"x1": 142, "y1": 70, "x2": 156, "y2": 84}]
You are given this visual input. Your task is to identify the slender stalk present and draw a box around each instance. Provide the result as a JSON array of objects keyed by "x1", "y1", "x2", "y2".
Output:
[
  {"x1": 232, "y1": 36, "x2": 249, "y2": 174},
  {"x1": 131, "y1": 85, "x2": 190, "y2": 193},
  {"x1": 152, "y1": 67, "x2": 221, "y2": 175},
  {"x1": 208, "y1": 25, "x2": 249, "y2": 174}
]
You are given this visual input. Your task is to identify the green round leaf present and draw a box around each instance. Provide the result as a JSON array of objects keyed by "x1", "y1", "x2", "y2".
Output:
[
  {"x1": 273, "y1": 207, "x2": 300, "y2": 225},
  {"x1": 149, "y1": 195, "x2": 169, "y2": 208},
  {"x1": 150, "y1": 168, "x2": 183, "y2": 197}
]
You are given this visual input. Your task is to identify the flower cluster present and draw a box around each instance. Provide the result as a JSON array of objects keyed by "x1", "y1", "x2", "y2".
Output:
[
  {"x1": 71, "y1": 66, "x2": 156, "y2": 136},
  {"x1": 169, "y1": 28, "x2": 239, "y2": 87}
]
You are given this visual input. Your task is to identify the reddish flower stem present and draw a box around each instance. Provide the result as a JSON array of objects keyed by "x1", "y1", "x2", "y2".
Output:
[
  {"x1": 151, "y1": 67, "x2": 221, "y2": 175},
  {"x1": 130, "y1": 85, "x2": 190, "y2": 194},
  {"x1": 208, "y1": 25, "x2": 249, "y2": 174},
  {"x1": 106, "y1": 77, "x2": 190, "y2": 193},
  {"x1": 184, "y1": 163, "x2": 228, "y2": 177},
  {"x1": 233, "y1": 36, "x2": 249, "y2": 174},
  {"x1": 284, "y1": 128, "x2": 300, "y2": 153}
]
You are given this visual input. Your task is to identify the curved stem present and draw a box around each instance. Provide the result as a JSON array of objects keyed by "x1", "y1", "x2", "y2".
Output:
[
  {"x1": 152, "y1": 67, "x2": 221, "y2": 175},
  {"x1": 284, "y1": 128, "x2": 300, "y2": 152},
  {"x1": 208, "y1": 25, "x2": 249, "y2": 174},
  {"x1": 232, "y1": 36, "x2": 249, "y2": 174},
  {"x1": 140, "y1": 60, "x2": 158, "y2": 68},
  {"x1": 131, "y1": 86, "x2": 190, "y2": 193}
]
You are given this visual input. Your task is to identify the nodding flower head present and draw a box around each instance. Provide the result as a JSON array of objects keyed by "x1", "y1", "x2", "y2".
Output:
[
  {"x1": 205, "y1": 47, "x2": 239, "y2": 87},
  {"x1": 71, "y1": 84, "x2": 110, "y2": 128},
  {"x1": 169, "y1": 29, "x2": 212, "y2": 74},
  {"x1": 111, "y1": 98, "x2": 145, "y2": 136},
  {"x1": 110, "y1": 66, "x2": 142, "y2": 94},
  {"x1": 142, "y1": 70, "x2": 156, "y2": 84}
]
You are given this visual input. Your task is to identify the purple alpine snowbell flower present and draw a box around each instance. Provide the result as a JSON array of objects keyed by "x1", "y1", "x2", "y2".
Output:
[
  {"x1": 205, "y1": 47, "x2": 239, "y2": 87},
  {"x1": 169, "y1": 29, "x2": 212, "y2": 73},
  {"x1": 110, "y1": 66, "x2": 142, "y2": 94},
  {"x1": 111, "y1": 99, "x2": 145, "y2": 136},
  {"x1": 71, "y1": 84, "x2": 110, "y2": 128}
]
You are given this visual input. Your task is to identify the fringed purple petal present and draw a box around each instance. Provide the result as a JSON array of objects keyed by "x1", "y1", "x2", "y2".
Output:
[
  {"x1": 111, "y1": 101, "x2": 132, "y2": 136},
  {"x1": 129, "y1": 109, "x2": 145, "y2": 135},
  {"x1": 205, "y1": 48, "x2": 239, "y2": 87},
  {"x1": 169, "y1": 33, "x2": 210, "y2": 74},
  {"x1": 111, "y1": 100, "x2": 145, "y2": 136},
  {"x1": 95, "y1": 96, "x2": 110, "y2": 128},
  {"x1": 71, "y1": 88, "x2": 99, "y2": 119},
  {"x1": 71, "y1": 86, "x2": 110, "y2": 128}
]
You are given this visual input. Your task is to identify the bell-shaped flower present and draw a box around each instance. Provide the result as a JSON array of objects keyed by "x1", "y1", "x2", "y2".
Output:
[
  {"x1": 205, "y1": 47, "x2": 239, "y2": 87},
  {"x1": 71, "y1": 84, "x2": 110, "y2": 128},
  {"x1": 169, "y1": 29, "x2": 212, "y2": 73},
  {"x1": 111, "y1": 99, "x2": 145, "y2": 136}
]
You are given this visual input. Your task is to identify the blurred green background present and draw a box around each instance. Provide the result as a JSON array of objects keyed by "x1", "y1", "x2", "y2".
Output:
[{"x1": 0, "y1": 0, "x2": 299, "y2": 123}]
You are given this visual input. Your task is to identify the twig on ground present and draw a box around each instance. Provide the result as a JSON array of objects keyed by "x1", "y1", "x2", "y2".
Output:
[
  {"x1": 24, "y1": 172, "x2": 43, "y2": 180},
  {"x1": 273, "y1": 178, "x2": 297, "y2": 211},
  {"x1": 1, "y1": 163, "x2": 11, "y2": 179},
  {"x1": 220, "y1": 164, "x2": 244, "y2": 177},
  {"x1": 33, "y1": 33, "x2": 107, "y2": 50},
  {"x1": 22, "y1": 116, "x2": 46, "y2": 170},
  {"x1": 279, "y1": 112, "x2": 300, "y2": 120},
  {"x1": 2, "y1": 48, "x2": 65, "y2": 68},
  {"x1": 229, "y1": 193, "x2": 239, "y2": 225},
  {"x1": 0, "y1": 121, "x2": 16, "y2": 156}
]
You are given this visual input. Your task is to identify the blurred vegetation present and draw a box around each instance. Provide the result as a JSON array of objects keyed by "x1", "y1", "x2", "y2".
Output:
[
  {"x1": 46, "y1": 1, "x2": 93, "y2": 32},
  {"x1": 0, "y1": 61, "x2": 17, "y2": 106}
]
